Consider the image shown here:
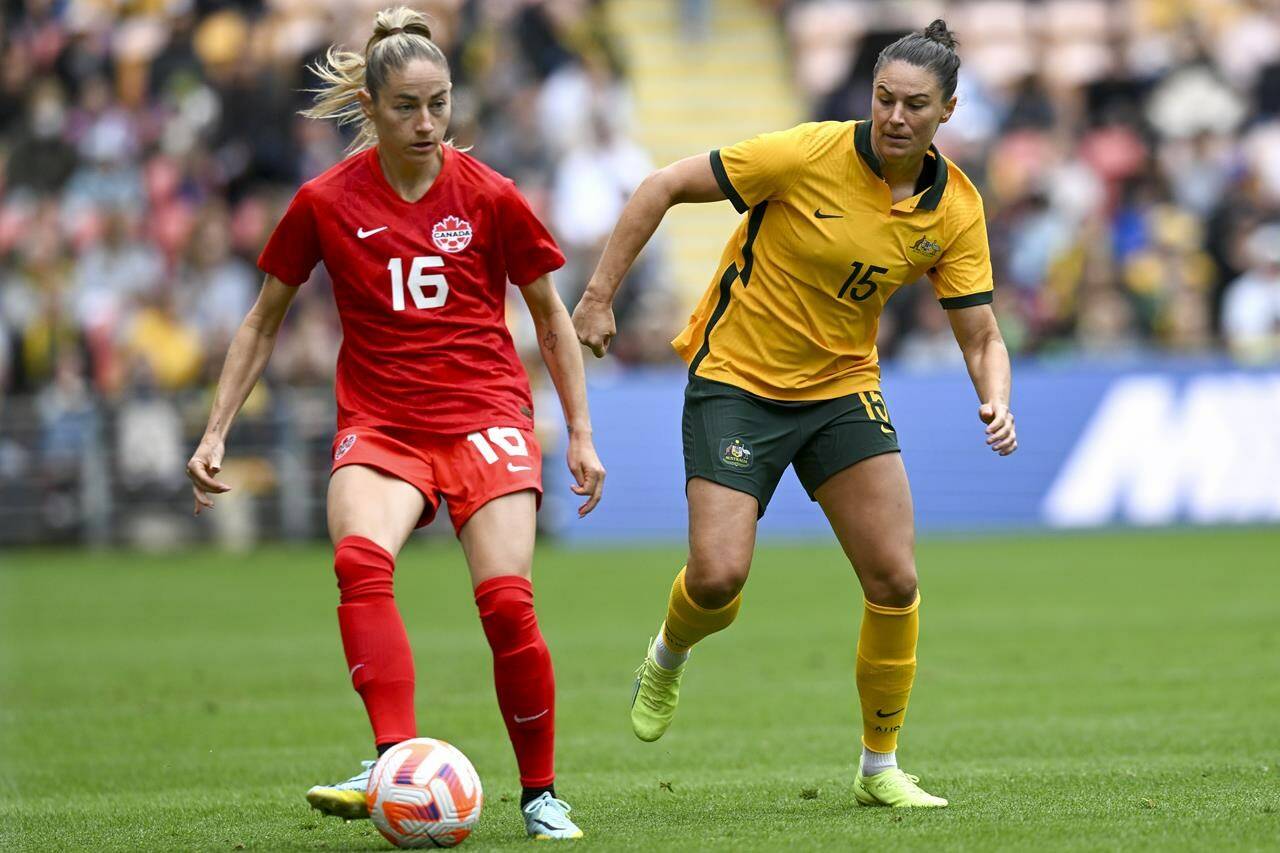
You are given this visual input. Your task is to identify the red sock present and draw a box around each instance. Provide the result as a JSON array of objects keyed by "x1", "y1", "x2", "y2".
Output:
[
  {"x1": 334, "y1": 536, "x2": 416, "y2": 749},
  {"x1": 474, "y1": 575, "x2": 555, "y2": 787}
]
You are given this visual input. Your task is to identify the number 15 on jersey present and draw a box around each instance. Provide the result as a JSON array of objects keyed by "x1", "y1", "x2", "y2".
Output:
[{"x1": 388, "y1": 256, "x2": 449, "y2": 311}]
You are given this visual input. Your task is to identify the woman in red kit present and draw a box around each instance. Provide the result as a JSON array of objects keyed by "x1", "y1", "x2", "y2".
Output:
[{"x1": 184, "y1": 7, "x2": 602, "y2": 840}]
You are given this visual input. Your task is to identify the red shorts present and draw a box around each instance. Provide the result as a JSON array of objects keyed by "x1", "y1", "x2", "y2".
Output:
[{"x1": 329, "y1": 425, "x2": 543, "y2": 535}]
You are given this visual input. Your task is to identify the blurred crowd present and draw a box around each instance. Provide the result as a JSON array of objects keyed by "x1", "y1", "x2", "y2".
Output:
[
  {"x1": 0, "y1": 0, "x2": 646, "y2": 409},
  {"x1": 4, "y1": 0, "x2": 1280, "y2": 416},
  {"x1": 782, "y1": 0, "x2": 1280, "y2": 365},
  {"x1": 4, "y1": 0, "x2": 1280, "y2": 546}
]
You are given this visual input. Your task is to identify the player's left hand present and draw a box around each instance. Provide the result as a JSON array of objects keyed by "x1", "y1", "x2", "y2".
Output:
[
  {"x1": 567, "y1": 431, "x2": 606, "y2": 516},
  {"x1": 979, "y1": 402, "x2": 1017, "y2": 455}
]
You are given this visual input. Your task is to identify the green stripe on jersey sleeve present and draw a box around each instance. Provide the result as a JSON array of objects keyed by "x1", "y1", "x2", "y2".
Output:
[
  {"x1": 939, "y1": 291, "x2": 994, "y2": 310},
  {"x1": 710, "y1": 150, "x2": 749, "y2": 214}
]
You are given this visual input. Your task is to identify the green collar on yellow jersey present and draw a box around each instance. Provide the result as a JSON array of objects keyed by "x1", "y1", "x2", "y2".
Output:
[{"x1": 854, "y1": 120, "x2": 948, "y2": 212}]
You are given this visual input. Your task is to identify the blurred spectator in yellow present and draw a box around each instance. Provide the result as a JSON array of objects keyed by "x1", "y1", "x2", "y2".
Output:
[
  {"x1": 122, "y1": 289, "x2": 203, "y2": 392},
  {"x1": 1120, "y1": 200, "x2": 1217, "y2": 350},
  {"x1": 4, "y1": 206, "x2": 78, "y2": 390}
]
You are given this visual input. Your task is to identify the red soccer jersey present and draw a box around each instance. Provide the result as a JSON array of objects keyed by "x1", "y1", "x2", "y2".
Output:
[{"x1": 258, "y1": 146, "x2": 564, "y2": 435}]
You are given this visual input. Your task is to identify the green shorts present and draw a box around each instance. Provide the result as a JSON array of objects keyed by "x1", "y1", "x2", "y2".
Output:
[{"x1": 682, "y1": 376, "x2": 900, "y2": 515}]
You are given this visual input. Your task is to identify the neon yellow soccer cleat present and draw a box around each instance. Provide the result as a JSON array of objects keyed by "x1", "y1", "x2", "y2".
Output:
[
  {"x1": 853, "y1": 763, "x2": 949, "y2": 808},
  {"x1": 629, "y1": 637, "x2": 685, "y2": 742},
  {"x1": 305, "y1": 759, "x2": 373, "y2": 820}
]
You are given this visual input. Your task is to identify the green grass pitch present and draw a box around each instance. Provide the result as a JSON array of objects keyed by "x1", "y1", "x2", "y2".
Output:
[{"x1": 2, "y1": 527, "x2": 1279, "y2": 851}]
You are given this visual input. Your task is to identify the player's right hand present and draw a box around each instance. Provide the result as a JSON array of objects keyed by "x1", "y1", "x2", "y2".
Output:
[
  {"x1": 571, "y1": 292, "x2": 616, "y2": 358},
  {"x1": 186, "y1": 436, "x2": 231, "y2": 515}
]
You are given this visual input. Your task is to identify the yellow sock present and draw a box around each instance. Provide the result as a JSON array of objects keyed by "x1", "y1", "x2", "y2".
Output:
[
  {"x1": 856, "y1": 593, "x2": 920, "y2": 753},
  {"x1": 659, "y1": 567, "x2": 741, "y2": 653}
]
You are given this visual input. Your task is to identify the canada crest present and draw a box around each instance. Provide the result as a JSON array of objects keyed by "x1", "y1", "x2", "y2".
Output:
[{"x1": 432, "y1": 215, "x2": 473, "y2": 253}]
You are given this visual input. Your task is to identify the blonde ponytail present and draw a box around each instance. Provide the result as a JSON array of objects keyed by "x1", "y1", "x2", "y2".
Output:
[{"x1": 303, "y1": 6, "x2": 450, "y2": 154}]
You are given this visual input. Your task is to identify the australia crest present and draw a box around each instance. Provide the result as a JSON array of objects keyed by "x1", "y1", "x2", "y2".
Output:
[
  {"x1": 719, "y1": 437, "x2": 754, "y2": 471},
  {"x1": 909, "y1": 235, "x2": 941, "y2": 258}
]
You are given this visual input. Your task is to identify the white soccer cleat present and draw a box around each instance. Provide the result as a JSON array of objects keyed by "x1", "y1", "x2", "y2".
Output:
[{"x1": 522, "y1": 792, "x2": 584, "y2": 840}]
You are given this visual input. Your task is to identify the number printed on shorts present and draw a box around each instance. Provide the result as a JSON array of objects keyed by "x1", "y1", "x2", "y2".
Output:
[
  {"x1": 858, "y1": 391, "x2": 896, "y2": 436},
  {"x1": 466, "y1": 427, "x2": 530, "y2": 464},
  {"x1": 388, "y1": 256, "x2": 449, "y2": 311}
]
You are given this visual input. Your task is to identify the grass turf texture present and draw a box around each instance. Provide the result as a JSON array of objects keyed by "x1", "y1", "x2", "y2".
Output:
[{"x1": 2, "y1": 528, "x2": 1278, "y2": 851}]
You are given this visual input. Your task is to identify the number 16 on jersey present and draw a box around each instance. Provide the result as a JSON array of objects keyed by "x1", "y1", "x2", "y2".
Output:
[{"x1": 389, "y1": 256, "x2": 449, "y2": 311}]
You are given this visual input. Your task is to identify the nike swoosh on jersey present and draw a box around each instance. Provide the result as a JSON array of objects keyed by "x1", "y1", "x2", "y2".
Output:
[
  {"x1": 507, "y1": 463, "x2": 532, "y2": 472},
  {"x1": 814, "y1": 209, "x2": 844, "y2": 219},
  {"x1": 357, "y1": 226, "x2": 388, "y2": 238}
]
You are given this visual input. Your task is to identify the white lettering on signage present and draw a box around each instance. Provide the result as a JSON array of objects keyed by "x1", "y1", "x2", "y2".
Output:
[{"x1": 1042, "y1": 375, "x2": 1280, "y2": 526}]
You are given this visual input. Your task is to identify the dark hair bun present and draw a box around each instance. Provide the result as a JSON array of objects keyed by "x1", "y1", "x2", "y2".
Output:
[
  {"x1": 923, "y1": 19, "x2": 958, "y2": 51},
  {"x1": 874, "y1": 17, "x2": 962, "y2": 99}
]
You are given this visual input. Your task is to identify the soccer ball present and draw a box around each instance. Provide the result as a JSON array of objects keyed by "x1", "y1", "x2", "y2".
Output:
[{"x1": 366, "y1": 738, "x2": 484, "y2": 848}]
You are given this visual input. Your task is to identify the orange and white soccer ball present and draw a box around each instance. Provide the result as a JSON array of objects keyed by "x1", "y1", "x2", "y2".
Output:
[{"x1": 366, "y1": 738, "x2": 484, "y2": 848}]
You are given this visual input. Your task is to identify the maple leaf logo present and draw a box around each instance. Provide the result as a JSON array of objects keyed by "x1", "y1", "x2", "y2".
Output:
[{"x1": 432, "y1": 215, "x2": 473, "y2": 253}]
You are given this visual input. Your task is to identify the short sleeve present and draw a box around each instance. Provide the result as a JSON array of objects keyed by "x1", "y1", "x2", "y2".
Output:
[
  {"x1": 497, "y1": 181, "x2": 565, "y2": 287},
  {"x1": 928, "y1": 212, "x2": 994, "y2": 309},
  {"x1": 712, "y1": 125, "x2": 810, "y2": 214},
  {"x1": 258, "y1": 186, "x2": 322, "y2": 287}
]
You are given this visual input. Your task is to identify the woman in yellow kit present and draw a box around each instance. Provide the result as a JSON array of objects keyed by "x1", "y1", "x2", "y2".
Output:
[{"x1": 572, "y1": 20, "x2": 1017, "y2": 807}]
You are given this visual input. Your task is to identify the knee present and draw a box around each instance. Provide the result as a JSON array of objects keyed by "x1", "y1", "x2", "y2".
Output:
[
  {"x1": 474, "y1": 576, "x2": 540, "y2": 647},
  {"x1": 334, "y1": 536, "x2": 396, "y2": 602},
  {"x1": 861, "y1": 560, "x2": 918, "y2": 609},
  {"x1": 684, "y1": 561, "x2": 748, "y2": 610}
]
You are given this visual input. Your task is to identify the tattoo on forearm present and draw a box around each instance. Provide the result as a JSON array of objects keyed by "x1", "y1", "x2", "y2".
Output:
[{"x1": 542, "y1": 329, "x2": 558, "y2": 352}]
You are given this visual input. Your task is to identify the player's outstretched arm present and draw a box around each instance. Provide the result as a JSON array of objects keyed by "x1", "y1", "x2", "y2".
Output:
[
  {"x1": 947, "y1": 303, "x2": 1017, "y2": 455},
  {"x1": 187, "y1": 275, "x2": 300, "y2": 514},
  {"x1": 521, "y1": 274, "x2": 607, "y2": 516},
  {"x1": 572, "y1": 153, "x2": 727, "y2": 357}
]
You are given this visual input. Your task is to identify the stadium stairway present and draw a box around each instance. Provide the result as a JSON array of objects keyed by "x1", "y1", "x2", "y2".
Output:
[{"x1": 606, "y1": 0, "x2": 800, "y2": 299}]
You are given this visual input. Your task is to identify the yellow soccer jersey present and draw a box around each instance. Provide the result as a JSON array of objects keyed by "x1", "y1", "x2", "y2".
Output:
[{"x1": 671, "y1": 120, "x2": 994, "y2": 401}]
